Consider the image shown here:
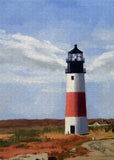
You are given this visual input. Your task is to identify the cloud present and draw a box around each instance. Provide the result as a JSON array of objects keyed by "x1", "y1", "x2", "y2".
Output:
[
  {"x1": 0, "y1": 29, "x2": 114, "y2": 85},
  {"x1": 0, "y1": 29, "x2": 66, "y2": 85},
  {"x1": 86, "y1": 50, "x2": 114, "y2": 82},
  {"x1": 0, "y1": 30, "x2": 65, "y2": 71}
]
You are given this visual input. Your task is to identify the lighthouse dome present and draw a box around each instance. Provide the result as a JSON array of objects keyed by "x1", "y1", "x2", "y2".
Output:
[{"x1": 69, "y1": 44, "x2": 83, "y2": 54}]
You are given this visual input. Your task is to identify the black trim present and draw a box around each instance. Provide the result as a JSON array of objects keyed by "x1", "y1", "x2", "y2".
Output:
[{"x1": 65, "y1": 45, "x2": 86, "y2": 74}]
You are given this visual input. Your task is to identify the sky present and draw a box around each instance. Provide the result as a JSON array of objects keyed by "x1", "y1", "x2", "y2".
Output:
[{"x1": 0, "y1": 0, "x2": 114, "y2": 120}]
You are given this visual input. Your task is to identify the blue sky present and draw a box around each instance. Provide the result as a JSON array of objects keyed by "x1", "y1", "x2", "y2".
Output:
[{"x1": 0, "y1": 0, "x2": 114, "y2": 120}]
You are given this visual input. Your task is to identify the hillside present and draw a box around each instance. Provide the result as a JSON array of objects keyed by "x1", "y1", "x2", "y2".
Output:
[
  {"x1": 0, "y1": 119, "x2": 64, "y2": 129},
  {"x1": 88, "y1": 119, "x2": 114, "y2": 125},
  {"x1": 0, "y1": 119, "x2": 113, "y2": 129}
]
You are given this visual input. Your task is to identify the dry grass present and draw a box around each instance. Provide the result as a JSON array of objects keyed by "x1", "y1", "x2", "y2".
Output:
[
  {"x1": 0, "y1": 132, "x2": 89, "y2": 159},
  {"x1": 89, "y1": 129, "x2": 114, "y2": 137},
  {"x1": 0, "y1": 120, "x2": 113, "y2": 160},
  {"x1": 0, "y1": 134, "x2": 14, "y2": 140}
]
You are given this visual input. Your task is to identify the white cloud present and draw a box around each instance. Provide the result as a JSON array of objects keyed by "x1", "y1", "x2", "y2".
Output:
[
  {"x1": 86, "y1": 51, "x2": 114, "y2": 82},
  {"x1": 0, "y1": 29, "x2": 114, "y2": 85},
  {"x1": 0, "y1": 30, "x2": 65, "y2": 72},
  {"x1": 0, "y1": 29, "x2": 67, "y2": 85}
]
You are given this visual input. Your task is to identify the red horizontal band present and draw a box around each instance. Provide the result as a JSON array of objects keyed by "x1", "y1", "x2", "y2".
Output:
[{"x1": 65, "y1": 92, "x2": 87, "y2": 117}]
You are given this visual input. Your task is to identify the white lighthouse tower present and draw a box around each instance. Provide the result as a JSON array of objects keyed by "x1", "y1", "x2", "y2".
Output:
[{"x1": 65, "y1": 44, "x2": 88, "y2": 135}]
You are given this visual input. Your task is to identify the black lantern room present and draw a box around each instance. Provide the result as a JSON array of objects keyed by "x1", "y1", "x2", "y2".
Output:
[{"x1": 65, "y1": 44, "x2": 86, "y2": 73}]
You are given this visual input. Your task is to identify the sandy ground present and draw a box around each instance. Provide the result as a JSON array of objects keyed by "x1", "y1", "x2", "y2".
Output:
[{"x1": 65, "y1": 139, "x2": 114, "y2": 160}]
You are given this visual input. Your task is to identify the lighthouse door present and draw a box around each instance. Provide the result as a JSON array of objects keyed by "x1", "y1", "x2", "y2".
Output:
[{"x1": 70, "y1": 125, "x2": 75, "y2": 134}]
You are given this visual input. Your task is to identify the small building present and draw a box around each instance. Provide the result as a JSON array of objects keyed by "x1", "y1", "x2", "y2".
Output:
[{"x1": 92, "y1": 122, "x2": 101, "y2": 127}]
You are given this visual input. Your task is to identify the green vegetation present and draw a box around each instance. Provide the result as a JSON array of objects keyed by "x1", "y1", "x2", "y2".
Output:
[
  {"x1": 42, "y1": 126, "x2": 64, "y2": 134},
  {"x1": 88, "y1": 124, "x2": 114, "y2": 133},
  {"x1": 0, "y1": 129, "x2": 42, "y2": 148},
  {"x1": 0, "y1": 126, "x2": 64, "y2": 148},
  {"x1": 0, "y1": 124, "x2": 113, "y2": 149},
  {"x1": 14, "y1": 129, "x2": 42, "y2": 142}
]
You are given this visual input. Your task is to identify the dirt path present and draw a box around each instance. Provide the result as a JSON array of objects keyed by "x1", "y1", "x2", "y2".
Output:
[{"x1": 65, "y1": 139, "x2": 114, "y2": 160}]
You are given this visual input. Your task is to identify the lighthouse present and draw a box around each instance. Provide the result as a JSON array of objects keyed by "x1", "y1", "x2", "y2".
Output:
[{"x1": 65, "y1": 44, "x2": 88, "y2": 135}]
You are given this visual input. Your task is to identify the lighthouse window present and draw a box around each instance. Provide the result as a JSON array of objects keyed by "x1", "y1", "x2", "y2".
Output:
[{"x1": 71, "y1": 76, "x2": 74, "y2": 80}]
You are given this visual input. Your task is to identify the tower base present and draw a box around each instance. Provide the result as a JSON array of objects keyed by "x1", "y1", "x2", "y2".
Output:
[{"x1": 65, "y1": 117, "x2": 88, "y2": 135}]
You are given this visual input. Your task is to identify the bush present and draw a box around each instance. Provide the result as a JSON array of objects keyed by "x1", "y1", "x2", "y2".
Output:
[
  {"x1": 42, "y1": 126, "x2": 64, "y2": 134},
  {"x1": 14, "y1": 129, "x2": 41, "y2": 142},
  {"x1": 0, "y1": 139, "x2": 11, "y2": 147},
  {"x1": 88, "y1": 124, "x2": 114, "y2": 133},
  {"x1": 0, "y1": 126, "x2": 65, "y2": 148},
  {"x1": 0, "y1": 129, "x2": 42, "y2": 147}
]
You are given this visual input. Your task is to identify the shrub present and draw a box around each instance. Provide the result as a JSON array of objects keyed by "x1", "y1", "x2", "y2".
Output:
[
  {"x1": 88, "y1": 124, "x2": 114, "y2": 133},
  {"x1": 42, "y1": 126, "x2": 64, "y2": 134},
  {"x1": 0, "y1": 129, "x2": 42, "y2": 147},
  {"x1": 0, "y1": 126, "x2": 65, "y2": 148}
]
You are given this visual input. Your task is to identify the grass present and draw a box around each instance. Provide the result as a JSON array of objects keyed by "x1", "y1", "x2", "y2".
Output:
[
  {"x1": 14, "y1": 129, "x2": 42, "y2": 142},
  {"x1": 0, "y1": 126, "x2": 64, "y2": 148},
  {"x1": 0, "y1": 128, "x2": 43, "y2": 147},
  {"x1": 41, "y1": 126, "x2": 65, "y2": 134},
  {"x1": 88, "y1": 124, "x2": 114, "y2": 133},
  {"x1": 0, "y1": 124, "x2": 113, "y2": 160},
  {"x1": 0, "y1": 125, "x2": 113, "y2": 148}
]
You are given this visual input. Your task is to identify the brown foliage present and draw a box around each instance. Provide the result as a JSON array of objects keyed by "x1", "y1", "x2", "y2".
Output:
[{"x1": 0, "y1": 119, "x2": 113, "y2": 129}]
